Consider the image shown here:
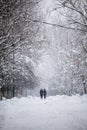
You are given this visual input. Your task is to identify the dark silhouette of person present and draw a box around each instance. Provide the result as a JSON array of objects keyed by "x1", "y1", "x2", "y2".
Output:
[
  {"x1": 43, "y1": 89, "x2": 47, "y2": 99},
  {"x1": 40, "y1": 89, "x2": 43, "y2": 99}
]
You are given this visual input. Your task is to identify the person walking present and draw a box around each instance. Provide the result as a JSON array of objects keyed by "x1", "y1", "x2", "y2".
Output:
[
  {"x1": 40, "y1": 89, "x2": 43, "y2": 99},
  {"x1": 43, "y1": 89, "x2": 47, "y2": 99}
]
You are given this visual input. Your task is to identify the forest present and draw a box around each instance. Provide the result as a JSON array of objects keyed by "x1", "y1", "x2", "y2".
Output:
[{"x1": 0, "y1": 0, "x2": 87, "y2": 99}]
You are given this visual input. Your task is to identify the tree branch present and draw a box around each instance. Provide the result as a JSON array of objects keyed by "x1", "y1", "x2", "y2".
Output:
[{"x1": 26, "y1": 18, "x2": 87, "y2": 32}]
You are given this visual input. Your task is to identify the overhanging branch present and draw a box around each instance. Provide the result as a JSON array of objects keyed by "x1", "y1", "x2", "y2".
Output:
[{"x1": 27, "y1": 19, "x2": 87, "y2": 32}]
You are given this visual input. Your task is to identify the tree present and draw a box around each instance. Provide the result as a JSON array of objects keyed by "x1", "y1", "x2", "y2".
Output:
[
  {"x1": 54, "y1": 0, "x2": 87, "y2": 94},
  {"x1": 0, "y1": 0, "x2": 42, "y2": 99}
]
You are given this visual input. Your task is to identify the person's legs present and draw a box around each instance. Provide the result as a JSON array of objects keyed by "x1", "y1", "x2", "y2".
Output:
[
  {"x1": 44, "y1": 94, "x2": 46, "y2": 99},
  {"x1": 41, "y1": 94, "x2": 42, "y2": 99}
]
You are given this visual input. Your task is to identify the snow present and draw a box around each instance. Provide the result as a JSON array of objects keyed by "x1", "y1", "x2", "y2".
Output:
[{"x1": 0, "y1": 95, "x2": 87, "y2": 130}]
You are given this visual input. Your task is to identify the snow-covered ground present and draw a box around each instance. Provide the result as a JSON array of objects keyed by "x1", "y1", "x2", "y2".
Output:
[{"x1": 0, "y1": 95, "x2": 87, "y2": 130}]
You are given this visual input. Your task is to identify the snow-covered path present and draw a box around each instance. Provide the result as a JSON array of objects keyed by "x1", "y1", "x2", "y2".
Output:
[{"x1": 0, "y1": 95, "x2": 87, "y2": 130}]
